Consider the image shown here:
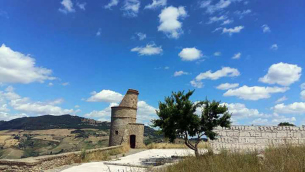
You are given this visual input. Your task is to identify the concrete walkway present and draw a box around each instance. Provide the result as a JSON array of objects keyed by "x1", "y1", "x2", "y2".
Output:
[{"x1": 61, "y1": 149, "x2": 206, "y2": 172}]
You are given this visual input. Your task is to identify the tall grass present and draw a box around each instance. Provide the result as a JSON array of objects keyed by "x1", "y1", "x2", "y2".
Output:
[{"x1": 158, "y1": 144, "x2": 305, "y2": 172}]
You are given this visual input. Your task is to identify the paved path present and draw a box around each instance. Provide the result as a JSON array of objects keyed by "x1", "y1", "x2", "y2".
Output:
[{"x1": 61, "y1": 149, "x2": 206, "y2": 172}]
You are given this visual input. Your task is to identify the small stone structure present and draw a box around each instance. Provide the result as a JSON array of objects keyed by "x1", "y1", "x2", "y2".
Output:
[
  {"x1": 210, "y1": 125, "x2": 305, "y2": 151},
  {"x1": 109, "y1": 89, "x2": 144, "y2": 148}
]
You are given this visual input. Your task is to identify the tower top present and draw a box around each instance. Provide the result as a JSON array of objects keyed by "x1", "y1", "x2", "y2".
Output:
[{"x1": 118, "y1": 89, "x2": 139, "y2": 109}]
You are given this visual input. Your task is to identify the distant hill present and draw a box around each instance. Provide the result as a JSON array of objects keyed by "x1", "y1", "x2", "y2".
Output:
[{"x1": 0, "y1": 114, "x2": 160, "y2": 139}]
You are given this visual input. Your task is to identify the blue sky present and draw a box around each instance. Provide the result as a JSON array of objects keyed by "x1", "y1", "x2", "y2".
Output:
[{"x1": 0, "y1": 0, "x2": 304, "y2": 126}]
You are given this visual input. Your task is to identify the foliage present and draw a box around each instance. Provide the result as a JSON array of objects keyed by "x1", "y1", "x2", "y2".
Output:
[
  {"x1": 152, "y1": 90, "x2": 231, "y2": 156},
  {"x1": 278, "y1": 122, "x2": 295, "y2": 126}
]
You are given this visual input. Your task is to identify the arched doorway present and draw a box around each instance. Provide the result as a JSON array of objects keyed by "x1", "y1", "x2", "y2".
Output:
[{"x1": 130, "y1": 135, "x2": 136, "y2": 148}]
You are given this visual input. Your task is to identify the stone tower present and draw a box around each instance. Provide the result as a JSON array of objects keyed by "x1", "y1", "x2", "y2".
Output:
[{"x1": 109, "y1": 89, "x2": 144, "y2": 148}]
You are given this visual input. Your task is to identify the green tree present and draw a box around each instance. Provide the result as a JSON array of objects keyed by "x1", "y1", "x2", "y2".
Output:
[
  {"x1": 152, "y1": 90, "x2": 231, "y2": 157},
  {"x1": 278, "y1": 122, "x2": 295, "y2": 126}
]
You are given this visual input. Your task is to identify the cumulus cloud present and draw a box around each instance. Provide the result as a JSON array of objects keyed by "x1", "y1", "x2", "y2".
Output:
[
  {"x1": 270, "y1": 44, "x2": 278, "y2": 50},
  {"x1": 259, "y1": 62, "x2": 302, "y2": 86},
  {"x1": 85, "y1": 103, "x2": 118, "y2": 121},
  {"x1": 195, "y1": 67, "x2": 240, "y2": 81},
  {"x1": 158, "y1": 6, "x2": 187, "y2": 39},
  {"x1": 224, "y1": 103, "x2": 270, "y2": 118},
  {"x1": 174, "y1": 71, "x2": 189, "y2": 77},
  {"x1": 59, "y1": 0, "x2": 75, "y2": 13},
  {"x1": 179, "y1": 48, "x2": 203, "y2": 61},
  {"x1": 232, "y1": 52, "x2": 241, "y2": 59},
  {"x1": 216, "y1": 83, "x2": 239, "y2": 90},
  {"x1": 62, "y1": 82, "x2": 69, "y2": 86},
  {"x1": 273, "y1": 102, "x2": 305, "y2": 114},
  {"x1": 276, "y1": 96, "x2": 287, "y2": 103},
  {"x1": 131, "y1": 44, "x2": 163, "y2": 56},
  {"x1": 121, "y1": 0, "x2": 140, "y2": 17},
  {"x1": 0, "y1": 44, "x2": 55, "y2": 84},
  {"x1": 86, "y1": 90, "x2": 123, "y2": 103},
  {"x1": 222, "y1": 26, "x2": 244, "y2": 35},
  {"x1": 224, "y1": 86, "x2": 289, "y2": 100},
  {"x1": 105, "y1": 0, "x2": 119, "y2": 9},
  {"x1": 214, "y1": 52, "x2": 221, "y2": 56},
  {"x1": 136, "y1": 32, "x2": 146, "y2": 40},
  {"x1": 200, "y1": 0, "x2": 231, "y2": 14},
  {"x1": 251, "y1": 114, "x2": 296, "y2": 125},
  {"x1": 190, "y1": 80, "x2": 204, "y2": 88},
  {"x1": 251, "y1": 118, "x2": 269, "y2": 125},
  {"x1": 262, "y1": 24, "x2": 271, "y2": 33},
  {"x1": 145, "y1": 0, "x2": 166, "y2": 9},
  {"x1": 0, "y1": 87, "x2": 77, "y2": 116}
]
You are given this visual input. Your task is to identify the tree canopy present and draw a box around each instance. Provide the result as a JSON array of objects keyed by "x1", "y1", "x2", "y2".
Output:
[
  {"x1": 278, "y1": 122, "x2": 295, "y2": 126},
  {"x1": 152, "y1": 90, "x2": 231, "y2": 157}
]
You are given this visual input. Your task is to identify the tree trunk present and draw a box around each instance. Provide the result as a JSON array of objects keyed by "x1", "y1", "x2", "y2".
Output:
[{"x1": 194, "y1": 144, "x2": 199, "y2": 157}]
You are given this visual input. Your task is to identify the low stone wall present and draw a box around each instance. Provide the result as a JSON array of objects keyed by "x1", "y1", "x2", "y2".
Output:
[
  {"x1": 0, "y1": 145, "x2": 123, "y2": 172},
  {"x1": 210, "y1": 125, "x2": 305, "y2": 151}
]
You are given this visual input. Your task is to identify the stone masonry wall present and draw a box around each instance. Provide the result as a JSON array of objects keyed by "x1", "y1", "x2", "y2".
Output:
[
  {"x1": 0, "y1": 145, "x2": 123, "y2": 172},
  {"x1": 210, "y1": 125, "x2": 305, "y2": 151}
]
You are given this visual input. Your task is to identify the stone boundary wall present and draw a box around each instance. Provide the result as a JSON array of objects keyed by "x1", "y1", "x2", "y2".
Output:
[
  {"x1": 0, "y1": 145, "x2": 123, "y2": 172},
  {"x1": 210, "y1": 125, "x2": 305, "y2": 151}
]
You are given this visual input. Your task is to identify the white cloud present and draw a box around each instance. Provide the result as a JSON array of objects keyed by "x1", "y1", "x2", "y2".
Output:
[
  {"x1": 174, "y1": 71, "x2": 189, "y2": 77},
  {"x1": 85, "y1": 103, "x2": 118, "y2": 121},
  {"x1": 301, "y1": 90, "x2": 305, "y2": 100},
  {"x1": 232, "y1": 52, "x2": 241, "y2": 59},
  {"x1": 0, "y1": 112, "x2": 28, "y2": 121},
  {"x1": 48, "y1": 83, "x2": 54, "y2": 87},
  {"x1": 62, "y1": 82, "x2": 69, "y2": 86},
  {"x1": 136, "y1": 32, "x2": 146, "y2": 40},
  {"x1": 195, "y1": 67, "x2": 240, "y2": 81},
  {"x1": 131, "y1": 44, "x2": 163, "y2": 56},
  {"x1": 77, "y1": 2, "x2": 86, "y2": 10},
  {"x1": 271, "y1": 114, "x2": 296, "y2": 124},
  {"x1": 276, "y1": 96, "x2": 287, "y2": 103},
  {"x1": 270, "y1": 44, "x2": 278, "y2": 50},
  {"x1": 221, "y1": 19, "x2": 233, "y2": 25},
  {"x1": 216, "y1": 83, "x2": 239, "y2": 90},
  {"x1": 224, "y1": 103, "x2": 269, "y2": 118},
  {"x1": 262, "y1": 24, "x2": 271, "y2": 33},
  {"x1": 214, "y1": 52, "x2": 221, "y2": 56},
  {"x1": 201, "y1": 0, "x2": 231, "y2": 14},
  {"x1": 301, "y1": 83, "x2": 305, "y2": 90},
  {"x1": 1, "y1": 87, "x2": 76, "y2": 116},
  {"x1": 145, "y1": 0, "x2": 167, "y2": 9},
  {"x1": 0, "y1": 44, "x2": 55, "y2": 84},
  {"x1": 222, "y1": 26, "x2": 244, "y2": 35},
  {"x1": 190, "y1": 80, "x2": 204, "y2": 88},
  {"x1": 121, "y1": 0, "x2": 140, "y2": 17},
  {"x1": 224, "y1": 86, "x2": 289, "y2": 100},
  {"x1": 158, "y1": 6, "x2": 187, "y2": 39},
  {"x1": 105, "y1": 0, "x2": 119, "y2": 9},
  {"x1": 179, "y1": 48, "x2": 202, "y2": 61},
  {"x1": 273, "y1": 102, "x2": 305, "y2": 114},
  {"x1": 259, "y1": 62, "x2": 302, "y2": 86},
  {"x1": 86, "y1": 90, "x2": 123, "y2": 103},
  {"x1": 212, "y1": 27, "x2": 223, "y2": 33},
  {"x1": 207, "y1": 15, "x2": 227, "y2": 24},
  {"x1": 234, "y1": 9, "x2": 251, "y2": 18},
  {"x1": 59, "y1": 0, "x2": 75, "y2": 14},
  {"x1": 85, "y1": 101, "x2": 156, "y2": 123},
  {"x1": 96, "y1": 28, "x2": 101, "y2": 36},
  {"x1": 251, "y1": 118, "x2": 269, "y2": 125}
]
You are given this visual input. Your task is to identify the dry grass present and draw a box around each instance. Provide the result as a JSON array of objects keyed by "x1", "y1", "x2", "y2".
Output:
[
  {"x1": 146, "y1": 142, "x2": 208, "y2": 149},
  {"x1": 80, "y1": 146, "x2": 128, "y2": 162},
  {"x1": 158, "y1": 144, "x2": 305, "y2": 172}
]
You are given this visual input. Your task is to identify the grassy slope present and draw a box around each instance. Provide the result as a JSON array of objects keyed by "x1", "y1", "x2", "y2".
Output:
[{"x1": 159, "y1": 145, "x2": 305, "y2": 172}]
